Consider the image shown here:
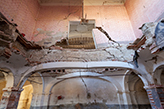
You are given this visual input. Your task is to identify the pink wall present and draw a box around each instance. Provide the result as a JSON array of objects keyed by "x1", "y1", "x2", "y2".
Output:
[
  {"x1": 85, "y1": 5, "x2": 135, "y2": 45},
  {"x1": 125, "y1": 0, "x2": 164, "y2": 38},
  {"x1": 1, "y1": 1, "x2": 163, "y2": 44},
  {"x1": 33, "y1": 5, "x2": 135, "y2": 45},
  {"x1": 0, "y1": 0, "x2": 40, "y2": 40},
  {"x1": 32, "y1": 6, "x2": 82, "y2": 41}
]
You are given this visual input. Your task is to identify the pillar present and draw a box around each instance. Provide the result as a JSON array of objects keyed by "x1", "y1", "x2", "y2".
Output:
[
  {"x1": 144, "y1": 85, "x2": 164, "y2": 109},
  {"x1": 129, "y1": 90, "x2": 138, "y2": 106},
  {"x1": 0, "y1": 87, "x2": 22, "y2": 109},
  {"x1": 117, "y1": 91, "x2": 124, "y2": 109},
  {"x1": 122, "y1": 90, "x2": 133, "y2": 109}
]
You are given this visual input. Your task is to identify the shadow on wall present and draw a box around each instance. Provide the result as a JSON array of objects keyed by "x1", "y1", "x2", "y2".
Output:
[{"x1": 128, "y1": 72, "x2": 151, "y2": 109}]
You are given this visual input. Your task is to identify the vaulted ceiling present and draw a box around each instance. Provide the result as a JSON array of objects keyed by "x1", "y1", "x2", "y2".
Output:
[{"x1": 38, "y1": 0, "x2": 126, "y2": 6}]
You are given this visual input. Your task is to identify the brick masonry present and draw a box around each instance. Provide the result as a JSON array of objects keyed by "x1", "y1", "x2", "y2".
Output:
[
  {"x1": 0, "y1": 88, "x2": 22, "y2": 109},
  {"x1": 146, "y1": 86, "x2": 164, "y2": 109}
]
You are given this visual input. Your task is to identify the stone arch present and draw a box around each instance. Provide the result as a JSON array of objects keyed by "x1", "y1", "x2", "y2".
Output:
[
  {"x1": 0, "y1": 68, "x2": 14, "y2": 88},
  {"x1": 17, "y1": 81, "x2": 33, "y2": 109},
  {"x1": 17, "y1": 61, "x2": 135, "y2": 108},
  {"x1": 18, "y1": 71, "x2": 44, "y2": 109},
  {"x1": 153, "y1": 65, "x2": 164, "y2": 85},
  {"x1": 123, "y1": 70, "x2": 149, "y2": 92},
  {"x1": 153, "y1": 61, "x2": 164, "y2": 73},
  {"x1": 18, "y1": 61, "x2": 134, "y2": 89},
  {"x1": 45, "y1": 72, "x2": 122, "y2": 92},
  {"x1": 124, "y1": 70, "x2": 151, "y2": 108},
  {"x1": 46, "y1": 72, "x2": 120, "y2": 109}
]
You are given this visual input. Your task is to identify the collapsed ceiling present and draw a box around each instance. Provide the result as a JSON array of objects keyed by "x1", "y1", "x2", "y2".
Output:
[{"x1": 38, "y1": 0, "x2": 126, "y2": 6}]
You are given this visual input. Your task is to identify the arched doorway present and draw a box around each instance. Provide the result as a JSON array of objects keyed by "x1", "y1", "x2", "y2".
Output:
[
  {"x1": 17, "y1": 80, "x2": 33, "y2": 109},
  {"x1": 126, "y1": 72, "x2": 151, "y2": 109},
  {"x1": 48, "y1": 72, "x2": 119, "y2": 109},
  {"x1": 18, "y1": 72, "x2": 44, "y2": 109}
]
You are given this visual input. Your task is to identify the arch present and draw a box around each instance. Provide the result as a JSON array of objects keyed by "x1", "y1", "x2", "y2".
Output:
[
  {"x1": 18, "y1": 61, "x2": 135, "y2": 88},
  {"x1": 17, "y1": 81, "x2": 33, "y2": 109},
  {"x1": 153, "y1": 61, "x2": 164, "y2": 73},
  {"x1": 134, "y1": 78, "x2": 150, "y2": 107},
  {"x1": 0, "y1": 68, "x2": 14, "y2": 89},
  {"x1": 17, "y1": 61, "x2": 135, "y2": 108},
  {"x1": 46, "y1": 72, "x2": 120, "y2": 108},
  {"x1": 153, "y1": 65, "x2": 164, "y2": 85},
  {"x1": 123, "y1": 70, "x2": 149, "y2": 90},
  {"x1": 18, "y1": 71, "x2": 44, "y2": 109},
  {"x1": 124, "y1": 70, "x2": 151, "y2": 108},
  {"x1": 45, "y1": 72, "x2": 122, "y2": 93}
]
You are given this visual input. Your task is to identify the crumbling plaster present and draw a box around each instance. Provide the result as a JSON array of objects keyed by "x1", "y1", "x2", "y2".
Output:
[
  {"x1": 0, "y1": 0, "x2": 164, "y2": 108},
  {"x1": 33, "y1": 5, "x2": 135, "y2": 47}
]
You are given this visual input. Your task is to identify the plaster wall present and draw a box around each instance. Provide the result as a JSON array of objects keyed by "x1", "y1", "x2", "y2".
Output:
[
  {"x1": 0, "y1": 0, "x2": 40, "y2": 40},
  {"x1": 32, "y1": 6, "x2": 82, "y2": 41},
  {"x1": 50, "y1": 78, "x2": 118, "y2": 105},
  {"x1": 125, "y1": 0, "x2": 164, "y2": 38},
  {"x1": 32, "y1": 5, "x2": 136, "y2": 46},
  {"x1": 85, "y1": 5, "x2": 136, "y2": 45}
]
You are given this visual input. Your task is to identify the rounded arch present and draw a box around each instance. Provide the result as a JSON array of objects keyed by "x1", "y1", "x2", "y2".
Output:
[
  {"x1": 153, "y1": 65, "x2": 164, "y2": 85},
  {"x1": 46, "y1": 72, "x2": 120, "y2": 108},
  {"x1": 18, "y1": 61, "x2": 134, "y2": 89},
  {"x1": 153, "y1": 61, "x2": 164, "y2": 73},
  {"x1": 17, "y1": 81, "x2": 33, "y2": 109},
  {"x1": 0, "y1": 68, "x2": 14, "y2": 88},
  {"x1": 45, "y1": 72, "x2": 122, "y2": 93},
  {"x1": 123, "y1": 70, "x2": 149, "y2": 91},
  {"x1": 17, "y1": 71, "x2": 45, "y2": 109},
  {"x1": 123, "y1": 70, "x2": 151, "y2": 108}
]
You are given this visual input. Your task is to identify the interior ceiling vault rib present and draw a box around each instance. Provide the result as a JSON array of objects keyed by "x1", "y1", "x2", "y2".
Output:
[{"x1": 38, "y1": 0, "x2": 125, "y2": 6}]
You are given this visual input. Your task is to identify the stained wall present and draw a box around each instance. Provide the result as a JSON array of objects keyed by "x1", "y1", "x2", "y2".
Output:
[
  {"x1": 85, "y1": 5, "x2": 136, "y2": 45},
  {"x1": 32, "y1": 6, "x2": 82, "y2": 41},
  {"x1": 125, "y1": 0, "x2": 164, "y2": 38},
  {"x1": 0, "y1": 1, "x2": 136, "y2": 45},
  {"x1": 50, "y1": 78, "x2": 118, "y2": 105},
  {"x1": 1, "y1": 0, "x2": 164, "y2": 45},
  {"x1": 33, "y1": 5, "x2": 136, "y2": 46}
]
